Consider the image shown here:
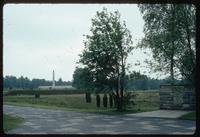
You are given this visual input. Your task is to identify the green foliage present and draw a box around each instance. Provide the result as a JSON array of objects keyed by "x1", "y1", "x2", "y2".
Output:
[
  {"x1": 103, "y1": 94, "x2": 108, "y2": 108},
  {"x1": 35, "y1": 93, "x2": 40, "y2": 99},
  {"x1": 112, "y1": 93, "x2": 117, "y2": 108},
  {"x1": 85, "y1": 92, "x2": 92, "y2": 103},
  {"x1": 138, "y1": 4, "x2": 196, "y2": 85},
  {"x1": 178, "y1": 50, "x2": 196, "y2": 86},
  {"x1": 123, "y1": 92, "x2": 137, "y2": 109},
  {"x1": 4, "y1": 91, "x2": 160, "y2": 114},
  {"x1": 96, "y1": 94, "x2": 101, "y2": 108},
  {"x1": 3, "y1": 114, "x2": 24, "y2": 133},
  {"x1": 3, "y1": 75, "x2": 72, "y2": 89},
  {"x1": 78, "y1": 7, "x2": 133, "y2": 111},
  {"x1": 109, "y1": 93, "x2": 113, "y2": 108},
  {"x1": 125, "y1": 71, "x2": 182, "y2": 91},
  {"x1": 178, "y1": 112, "x2": 196, "y2": 121},
  {"x1": 72, "y1": 67, "x2": 94, "y2": 91}
]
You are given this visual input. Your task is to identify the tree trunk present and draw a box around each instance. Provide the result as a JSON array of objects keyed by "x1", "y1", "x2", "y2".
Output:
[
  {"x1": 115, "y1": 88, "x2": 122, "y2": 111},
  {"x1": 170, "y1": 5, "x2": 175, "y2": 85},
  {"x1": 117, "y1": 76, "x2": 123, "y2": 111},
  {"x1": 120, "y1": 58, "x2": 126, "y2": 111},
  {"x1": 116, "y1": 65, "x2": 123, "y2": 111},
  {"x1": 170, "y1": 49, "x2": 174, "y2": 85},
  {"x1": 185, "y1": 27, "x2": 195, "y2": 87}
]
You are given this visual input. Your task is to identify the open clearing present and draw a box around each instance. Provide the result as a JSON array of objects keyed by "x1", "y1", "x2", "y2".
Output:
[{"x1": 3, "y1": 91, "x2": 160, "y2": 114}]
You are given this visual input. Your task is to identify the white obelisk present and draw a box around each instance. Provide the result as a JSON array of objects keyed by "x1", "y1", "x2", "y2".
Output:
[{"x1": 53, "y1": 70, "x2": 55, "y2": 87}]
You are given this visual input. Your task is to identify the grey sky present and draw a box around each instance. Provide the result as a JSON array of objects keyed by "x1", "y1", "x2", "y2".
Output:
[{"x1": 3, "y1": 4, "x2": 163, "y2": 81}]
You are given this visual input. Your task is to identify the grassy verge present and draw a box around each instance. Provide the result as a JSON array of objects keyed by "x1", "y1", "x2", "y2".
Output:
[
  {"x1": 3, "y1": 92, "x2": 160, "y2": 115},
  {"x1": 3, "y1": 114, "x2": 24, "y2": 133},
  {"x1": 178, "y1": 112, "x2": 196, "y2": 121},
  {"x1": 4, "y1": 101, "x2": 158, "y2": 115}
]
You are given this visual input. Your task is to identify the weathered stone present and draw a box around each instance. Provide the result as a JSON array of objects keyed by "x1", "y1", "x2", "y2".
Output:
[{"x1": 160, "y1": 85, "x2": 195, "y2": 110}]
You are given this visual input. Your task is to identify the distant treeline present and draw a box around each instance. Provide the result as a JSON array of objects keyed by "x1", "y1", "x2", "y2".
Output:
[
  {"x1": 125, "y1": 72, "x2": 187, "y2": 91},
  {"x1": 3, "y1": 75, "x2": 72, "y2": 90},
  {"x1": 126, "y1": 78, "x2": 171, "y2": 91},
  {"x1": 72, "y1": 69, "x2": 187, "y2": 92},
  {"x1": 4, "y1": 73, "x2": 187, "y2": 91},
  {"x1": 5, "y1": 89, "x2": 84, "y2": 96}
]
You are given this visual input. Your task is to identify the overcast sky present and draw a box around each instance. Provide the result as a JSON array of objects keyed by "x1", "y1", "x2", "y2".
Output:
[{"x1": 3, "y1": 4, "x2": 163, "y2": 81}]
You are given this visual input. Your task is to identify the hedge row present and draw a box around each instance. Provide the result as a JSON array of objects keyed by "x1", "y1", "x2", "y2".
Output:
[{"x1": 5, "y1": 89, "x2": 85, "y2": 96}]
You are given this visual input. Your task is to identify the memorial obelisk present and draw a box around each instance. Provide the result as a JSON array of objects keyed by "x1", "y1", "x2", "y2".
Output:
[{"x1": 53, "y1": 70, "x2": 55, "y2": 87}]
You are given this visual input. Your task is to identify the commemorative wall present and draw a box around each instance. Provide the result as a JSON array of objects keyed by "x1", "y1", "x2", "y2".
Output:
[{"x1": 159, "y1": 85, "x2": 195, "y2": 110}]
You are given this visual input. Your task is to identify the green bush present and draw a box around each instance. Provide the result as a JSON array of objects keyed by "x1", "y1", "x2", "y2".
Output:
[
  {"x1": 85, "y1": 92, "x2": 91, "y2": 103},
  {"x1": 123, "y1": 92, "x2": 137, "y2": 108},
  {"x1": 96, "y1": 94, "x2": 100, "y2": 108},
  {"x1": 35, "y1": 94, "x2": 40, "y2": 99},
  {"x1": 3, "y1": 114, "x2": 24, "y2": 133},
  {"x1": 112, "y1": 94, "x2": 117, "y2": 108},
  {"x1": 109, "y1": 93, "x2": 113, "y2": 108},
  {"x1": 103, "y1": 94, "x2": 108, "y2": 108}
]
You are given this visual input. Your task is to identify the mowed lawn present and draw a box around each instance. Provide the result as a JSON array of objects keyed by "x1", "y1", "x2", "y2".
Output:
[{"x1": 3, "y1": 91, "x2": 160, "y2": 114}]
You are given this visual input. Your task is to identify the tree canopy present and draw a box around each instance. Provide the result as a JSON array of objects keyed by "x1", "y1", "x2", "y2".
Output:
[
  {"x1": 72, "y1": 67, "x2": 94, "y2": 91},
  {"x1": 137, "y1": 4, "x2": 196, "y2": 86},
  {"x1": 77, "y1": 8, "x2": 133, "y2": 111}
]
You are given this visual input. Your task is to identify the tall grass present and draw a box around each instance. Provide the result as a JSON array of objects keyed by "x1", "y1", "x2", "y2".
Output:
[{"x1": 4, "y1": 91, "x2": 160, "y2": 114}]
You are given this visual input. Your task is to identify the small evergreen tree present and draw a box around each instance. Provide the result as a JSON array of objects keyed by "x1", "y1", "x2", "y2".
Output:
[
  {"x1": 109, "y1": 93, "x2": 113, "y2": 108},
  {"x1": 85, "y1": 92, "x2": 92, "y2": 103},
  {"x1": 96, "y1": 94, "x2": 100, "y2": 108},
  {"x1": 103, "y1": 94, "x2": 108, "y2": 108},
  {"x1": 35, "y1": 93, "x2": 40, "y2": 99}
]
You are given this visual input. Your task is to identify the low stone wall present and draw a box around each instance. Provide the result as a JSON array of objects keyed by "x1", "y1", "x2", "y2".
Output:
[{"x1": 159, "y1": 85, "x2": 195, "y2": 110}]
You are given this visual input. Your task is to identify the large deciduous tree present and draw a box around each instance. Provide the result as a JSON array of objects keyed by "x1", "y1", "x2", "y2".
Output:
[
  {"x1": 175, "y1": 5, "x2": 196, "y2": 86},
  {"x1": 78, "y1": 8, "x2": 133, "y2": 111},
  {"x1": 72, "y1": 67, "x2": 94, "y2": 91},
  {"x1": 137, "y1": 4, "x2": 196, "y2": 86}
]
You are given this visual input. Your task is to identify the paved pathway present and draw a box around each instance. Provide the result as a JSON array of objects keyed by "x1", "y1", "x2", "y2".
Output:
[
  {"x1": 125, "y1": 110, "x2": 193, "y2": 118},
  {"x1": 3, "y1": 105, "x2": 196, "y2": 134}
]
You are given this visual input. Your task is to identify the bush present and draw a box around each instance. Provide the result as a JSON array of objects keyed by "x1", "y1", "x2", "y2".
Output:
[
  {"x1": 103, "y1": 94, "x2": 108, "y2": 108},
  {"x1": 85, "y1": 92, "x2": 91, "y2": 103},
  {"x1": 123, "y1": 92, "x2": 136, "y2": 108},
  {"x1": 112, "y1": 94, "x2": 117, "y2": 108},
  {"x1": 35, "y1": 94, "x2": 40, "y2": 98},
  {"x1": 96, "y1": 94, "x2": 101, "y2": 108},
  {"x1": 109, "y1": 93, "x2": 113, "y2": 108}
]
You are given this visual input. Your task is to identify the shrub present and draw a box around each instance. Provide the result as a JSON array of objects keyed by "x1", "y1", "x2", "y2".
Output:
[
  {"x1": 123, "y1": 92, "x2": 136, "y2": 109},
  {"x1": 112, "y1": 94, "x2": 117, "y2": 108},
  {"x1": 103, "y1": 94, "x2": 108, "y2": 108},
  {"x1": 109, "y1": 93, "x2": 113, "y2": 108},
  {"x1": 96, "y1": 94, "x2": 100, "y2": 108},
  {"x1": 85, "y1": 92, "x2": 92, "y2": 103},
  {"x1": 35, "y1": 94, "x2": 40, "y2": 98}
]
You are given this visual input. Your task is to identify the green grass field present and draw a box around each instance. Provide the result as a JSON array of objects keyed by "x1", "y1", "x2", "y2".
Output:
[
  {"x1": 3, "y1": 91, "x2": 160, "y2": 114},
  {"x1": 178, "y1": 112, "x2": 196, "y2": 121},
  {"x1": 3, "y1": 114, "x2": 24, "y2": 133}
]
